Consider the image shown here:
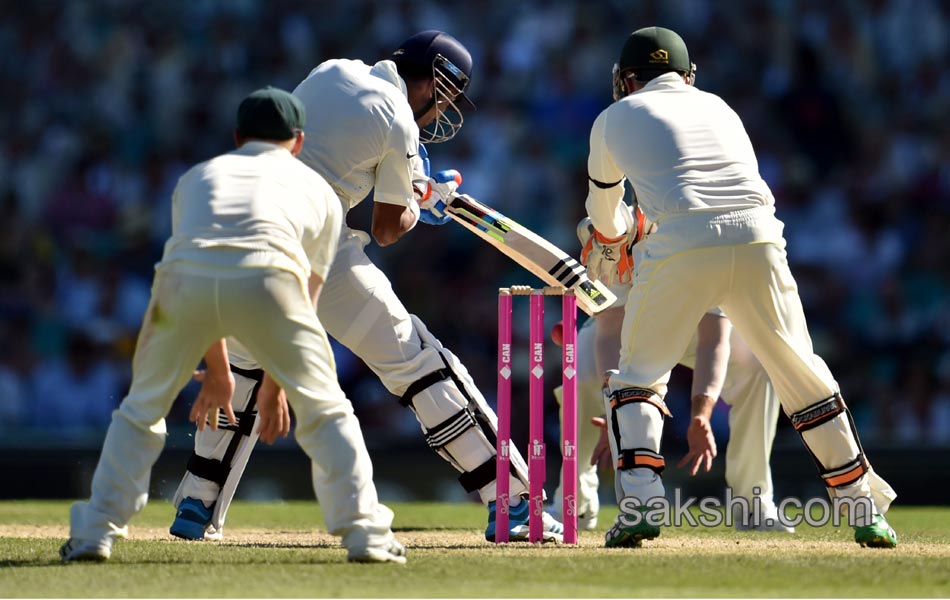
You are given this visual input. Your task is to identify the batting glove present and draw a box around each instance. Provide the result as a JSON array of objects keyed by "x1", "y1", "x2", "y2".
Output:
[
  {"x1": 418, "y1": 169, "x2": 460, "y2": 226},
  {"x1": 418, "y1": 143, "x2": 431, "y2": 177}
]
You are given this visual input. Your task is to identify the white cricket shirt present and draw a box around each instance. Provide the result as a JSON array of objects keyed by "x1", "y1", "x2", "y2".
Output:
[
  {"x1": 586, "y1": 73, "x2": 785, "y2": 260},
  {"x1": 158, "y1": 141, "x2": 342, "y2": 285},
  {"x1": 292, "y1": 59, "x2": 422, "y2": 213}
]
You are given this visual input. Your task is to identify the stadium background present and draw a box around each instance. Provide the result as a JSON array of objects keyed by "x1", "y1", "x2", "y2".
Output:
[{"x1": 1, "y1": 0, "x2": 948, "y2": 506}]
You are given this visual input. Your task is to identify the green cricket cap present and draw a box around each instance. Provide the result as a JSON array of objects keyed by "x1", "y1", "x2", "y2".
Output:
[
  {"x1": 618, "y1": 26, "x2": 691, "y2": 77},
  {"x1": 236, "y1": 86, "x2": 305, "y2": 141}
]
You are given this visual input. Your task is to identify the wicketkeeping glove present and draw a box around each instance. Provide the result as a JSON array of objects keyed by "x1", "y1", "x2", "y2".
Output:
[
  {"x1": 418, "y1": 169, "x2": 461, "y2": 226},
  {"x1": 577, "y1": 204, "x2": 647, "y2": 286}
]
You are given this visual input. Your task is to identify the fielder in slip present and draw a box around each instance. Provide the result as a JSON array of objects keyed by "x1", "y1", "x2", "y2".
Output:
[
  {"x1": 169, "y1": 31, "x2": 564, "y2": 544},
  {"x1": 61, "y1": 87, "x2": 405, "y2": 564},
  {"x1": 582, "y1": 26, "x2": 897, "y2": 548}
]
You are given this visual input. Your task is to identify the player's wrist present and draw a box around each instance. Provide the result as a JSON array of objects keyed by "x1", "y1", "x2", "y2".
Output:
[
  {"x1": 689, "y1": 394, "x2": 717, "y2": 421},
  {"x1": 593, "y1": 230, "x2": 626, "y2": 244}
]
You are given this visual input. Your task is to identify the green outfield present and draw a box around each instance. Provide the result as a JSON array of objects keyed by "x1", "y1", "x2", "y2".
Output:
[{"x1": 0, "y1": 500, "x2": 947, "y2": 598}]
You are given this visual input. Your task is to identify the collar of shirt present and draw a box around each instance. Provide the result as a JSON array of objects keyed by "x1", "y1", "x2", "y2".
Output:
[
  {"x1": 639, "y1": 71, "x2": 687, "y2": 92},
  {"x1": 232, "y1": 140, "x2": 292, "y2": 157},
  {"x1": 369, "y1": 59, "x2": 409, "y2": 99}
]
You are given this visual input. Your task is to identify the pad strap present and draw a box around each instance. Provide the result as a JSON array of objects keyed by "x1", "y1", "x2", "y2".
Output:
[
  {"x1": 617, "y1": 448, "x2": 666, "y2": 473},
  {"x1": 230, "y1": 365, "x2": 264, "y2": 382},
  {"x1": 400, "y1": 368, "x2": 451, "y2": 407},
  {"x1": 821, "y1": 454, "x2": 870, "y2": 488},
  {"x1": 609, "y1": 387, "x2": 672, "y2": 418},
  {"x1": 186, "y1": 454, "x2": 229, "y2": 486},
  {"x1": 458, "y1": 457, "x2": 497, "y2": 493},
  {"x1": 790, "y1": 394, "x2": 846, "y2": 432},
  {"x1": 400, "y1": 352, "x2": 505, "y2": 494},
  {"x1": 790, "y1": 394, "x2": 872, "y2": 490},
  {"x1": 607, "y1": 387, "x2": 669, "y2": 475}
]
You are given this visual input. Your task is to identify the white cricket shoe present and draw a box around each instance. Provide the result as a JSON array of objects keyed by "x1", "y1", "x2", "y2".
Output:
[
  {"x1": 547, "y1": 504, "x2": 598, "y2": 531},
  {"x1": 733, "y1": 505, "x2": 795, "y2": 533},
  {"x1": 347, "y1": 538, "x2": 407, "y2": 564},
  {"x1": 509, "y1": 509, "x2": 565, "y2": 543},
  {"x1": 60, "y1": 538, "x2": 111, "y2": 563},
  {"x1": 486, "y1": 500, "x2": 565, "y2": 543}
]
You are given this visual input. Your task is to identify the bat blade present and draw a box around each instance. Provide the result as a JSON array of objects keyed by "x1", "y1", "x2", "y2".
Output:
[{"x1": 446, "y1": 193, "x2": 617, "y2": 315}]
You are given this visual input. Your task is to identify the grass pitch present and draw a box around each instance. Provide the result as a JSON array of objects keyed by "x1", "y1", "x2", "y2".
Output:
[{"x1": 0, "y1": 501, "x2": 948, "y2": 598}]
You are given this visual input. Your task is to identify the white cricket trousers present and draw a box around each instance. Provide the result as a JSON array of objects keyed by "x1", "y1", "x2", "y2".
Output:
[
  {"x1": 69, "y1": 263, "x2": 395, "y2": 551},
  {"x1": 553, "y1": 311, "x2": 780, "y2": 518},
  {"x1": 608, "y1": 242, "x2": 891, "y2": 509},
  {"x1": 679, "y1": 326, "x2": 779, "y2": 505},
  {"x1": 314, "y1": 229, "x2": 526, "y2": 503}
]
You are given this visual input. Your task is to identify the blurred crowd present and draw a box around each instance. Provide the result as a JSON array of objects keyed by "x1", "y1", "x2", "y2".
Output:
[{"x1": 1, "y1": 0, "x2": 948, "y2": 451}]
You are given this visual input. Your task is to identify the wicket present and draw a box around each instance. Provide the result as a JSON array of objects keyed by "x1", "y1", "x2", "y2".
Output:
[{"x1": 495, "y1": 285, "x2": 577, "y2": 544}]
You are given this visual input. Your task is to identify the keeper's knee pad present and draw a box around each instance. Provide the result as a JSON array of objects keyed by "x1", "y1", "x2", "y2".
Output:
[
  {"x1": 788, "y1": 394, "x2": 870, "y2": 491},
  {"x1": 605, "y1": 384, "x2": 671, "y2": 474},
  {"x1": 400, "y1": 315, "x2": 530, "y2": 498},
  {"x1": 172, "y1": 365, "x2": 262, "y2": 531},
  {"x1": 602, "y1": 377, "x2": 671, "y2": 502}
]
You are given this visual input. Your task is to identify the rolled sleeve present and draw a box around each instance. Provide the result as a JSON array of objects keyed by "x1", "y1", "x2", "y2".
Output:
[
  {"x1": 373, "y1": 112, "x2": 418, "y2": 207},
  {"x1": 585, "y1": 110, "x2": 628, "y2": 238}
]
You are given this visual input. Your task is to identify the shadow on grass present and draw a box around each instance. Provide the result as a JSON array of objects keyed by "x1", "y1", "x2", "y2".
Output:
[{"x1": 0, "y1": 558, "x2": 62, "y2": 568}]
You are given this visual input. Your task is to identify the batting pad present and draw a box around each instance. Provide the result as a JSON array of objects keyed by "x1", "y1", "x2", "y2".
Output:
[
  {"x1": 172, "y1": 369, "x2": 261, "y2": 533},
  {"x1": 403, "y1": 315, "x2": 531, "y2": 503}
]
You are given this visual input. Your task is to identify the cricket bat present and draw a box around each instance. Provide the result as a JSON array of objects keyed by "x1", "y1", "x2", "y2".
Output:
[{"x1": 445, "y1": 193, "x2": 617, "y2": 315}]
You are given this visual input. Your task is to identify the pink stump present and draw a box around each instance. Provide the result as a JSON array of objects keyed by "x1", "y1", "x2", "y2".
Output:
[
  {"x1": 561, "y1": 291, "x2": 578, "y2": 544},
  {"x1": 495, "y1": 289, "x2": 512, "y2": 543},
  {"x1": 528, "y1": 291, "x2": 545, "y2": 543}
]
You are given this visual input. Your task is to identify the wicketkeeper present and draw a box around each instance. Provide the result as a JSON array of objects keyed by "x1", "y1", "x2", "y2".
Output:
[
  {"x1": 583, "y1": 26, "x2": 897, "y2": 548},
  {"x1": 550, "y1": 208, "x2": 795, "y2": 532}
]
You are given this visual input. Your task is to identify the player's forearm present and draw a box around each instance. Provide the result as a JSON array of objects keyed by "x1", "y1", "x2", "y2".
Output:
[
  {"x1": 371, "y1": 201, "x2": 418, "y2": 246},
  {"x1": 259, "y1": 371, "x2": 280, "y2": 397},
  {"x1": 691, "y1": 339, "x2": 730, "y2": 401},
  {"x1": 594, "y1": 306, "x2": 625, "y2": 376},
  {"x1": 203, "y1": 339, "x2": 230, "y2": 377},
  {"x1": 691, "y1": 313, "x2": 732, "y2": 416},
  {"x1": 689, "y1": 393, "x2": 718, "y2": 421}
]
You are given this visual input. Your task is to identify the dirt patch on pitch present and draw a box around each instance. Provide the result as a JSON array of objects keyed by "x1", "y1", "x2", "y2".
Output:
[
  {"x1": 4, "y1": 524, "x2": 947, "y2": 557},
  {"x1": 0, "y1": 524, "x2": 337, "y2": 546}
]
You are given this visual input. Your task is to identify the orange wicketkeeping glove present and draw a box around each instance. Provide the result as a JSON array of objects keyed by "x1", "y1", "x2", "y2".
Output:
[{"x1": 577, "y1": 204, "x2": 648, "y2": 286}]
